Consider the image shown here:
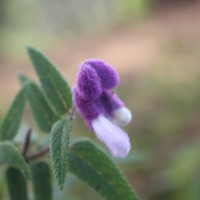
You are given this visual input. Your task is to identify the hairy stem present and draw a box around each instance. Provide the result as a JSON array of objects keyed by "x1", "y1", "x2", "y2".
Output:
[
  {"x1": 26, "y1": 147, "x2": 49, "y2": 162},
  {"x1": 22, "y1": 128, "x2": 32, "y2": 157}
]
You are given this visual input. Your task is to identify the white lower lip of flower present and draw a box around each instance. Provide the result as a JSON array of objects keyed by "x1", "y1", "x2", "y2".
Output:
[
  {"x1": 91, "y1": 116, "x2": 131, "y2": 158},
  {"x1": 112, "y1": 107, "x2": 132, "y2": 126}
]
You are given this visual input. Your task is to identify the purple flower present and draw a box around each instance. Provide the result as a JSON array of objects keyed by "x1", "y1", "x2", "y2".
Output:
[
  {"x1": 83, "y1": 59, "x2": 119, "y2": 89},
  {"x1": 76, "y1": 63, "x2": 102, "y2": 100},
  {"x1": 73, "y1": 58, "x2": 132, "y2": 158}
]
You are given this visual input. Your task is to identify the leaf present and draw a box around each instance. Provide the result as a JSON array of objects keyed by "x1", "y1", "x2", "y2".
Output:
[
  {"x1": 27, "y1": 47, "x2": 72, "y2": 116},
  {"x1": 115, "y1": 153, "x2": 146, "y2": 165},
  {"x1": 69, "y1": 140, "x2": 139, "y2": 200},
  {"x1": 0, "y1": 141, "x2": 30, "y2": 179},
  {"x1": 31, "y1": 161, "x2": 52, "y2": 200},
  {"x1": 187, "y1": 171, "x2": 200, "y2": 200},
  {"x1": 50, "y1": 119, "x2": 72, "y2": 190},
  {"x1": 19, "y1": 74, "x2": 60, "y2": 133},
  {"x1": 6, "y1": 167, "x2": 29, "y2": 200},
  {"x1": 0, "y1": 88, "x2": 25, "y2": 140}
]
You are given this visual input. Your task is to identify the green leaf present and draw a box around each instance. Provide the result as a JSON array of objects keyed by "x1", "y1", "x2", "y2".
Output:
[
  {"x1": 50, "y1": 119, "x2": 72, "y2": 190},
  {"x1": 27, "y1": 47, "x2": 72, "y2": 116},
  {"x1": 31, "y1": 161, "x2": 52, "y2": 200},
  {"x1": 19, "y1": 75, "x2": 60, "y2": 133},
  {"x1": 0, "y1": 88, "x2": 25, "y2": 140},
  {"x1": 0, "y1": 141, "x2": 30, "y2": 179},
  {"x1": 115, "y1": 153, "x2": 146, "y2": 165},
  {"x1": 6, "y1": 167, "x2": 29, "y2": 200},
  {"x1": 69, "y1": 140, "x2": 139, "y2": 200}
]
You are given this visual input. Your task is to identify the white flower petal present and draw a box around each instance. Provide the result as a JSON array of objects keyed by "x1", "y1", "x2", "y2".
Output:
[
  {"x1": 112, "y1": 107, "x2": 132, "y2": 126},
  {"x1": 91, "y1": 116, "x2": 131, "y2": 158}
]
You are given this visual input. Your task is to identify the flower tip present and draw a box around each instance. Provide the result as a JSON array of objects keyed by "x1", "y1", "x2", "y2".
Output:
[
  {"x1": 112, "y1": 107, "x2": 132, "y2": 126},
  {"x1": 84, "y1": 58, "x2": 119, "y2": 89},
  {"x1": 76, "y1": 64, "x2": 102, "y2": 100},
  {"x1": 111, "y1": 142, "x2": 131, "y2": 158},
  {"x1": 92, "y1": 116, "x2": 131, "y2": 158}
]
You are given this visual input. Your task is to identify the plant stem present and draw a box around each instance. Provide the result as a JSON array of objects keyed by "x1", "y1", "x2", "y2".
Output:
[
  {"x1": 26, "y1": 147, "x2": 49, "y2": 162},
  {"x1": 67, "y1": 105, "x2": 76, "y2": 119},
  {"x1": 22, "y1": 128, "x2": 31, "y2": 157}
]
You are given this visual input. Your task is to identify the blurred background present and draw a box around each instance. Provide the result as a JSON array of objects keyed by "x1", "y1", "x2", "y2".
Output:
[{"x1": 0, "y1": 0, "x2": 200, "y2": 199}]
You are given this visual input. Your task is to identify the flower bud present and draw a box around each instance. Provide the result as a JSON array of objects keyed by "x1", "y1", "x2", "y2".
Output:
[
  {"x1": 112, "y1": 107, "x2": 132, "y2": 126},
  {"x1": 76, "y1": 63, "x2": 102, "y2": 100},
  {"x1": 84, "y1": 59, "x2": 119, "y2": 89},
  {"x1": 101, "y1": 90, "x2": 124, "y2": 115},
  {"x1": 73, "y1": 88, "x2": 103, "y2": 128}
]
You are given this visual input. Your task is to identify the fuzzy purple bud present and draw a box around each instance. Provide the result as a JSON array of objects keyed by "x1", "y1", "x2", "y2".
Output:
[
  {"x1": 84, "y1": 59, "x2": 119, "y2": 89},
  {"x1": 101, "y1": 90, "x2": 124, "y2": 115},
  {"x1": 73, "y1": 88, "x2": 103, "y2": 128},
  {"x1": 76, "y1": 63, "x2": 102, "y2": 100}
]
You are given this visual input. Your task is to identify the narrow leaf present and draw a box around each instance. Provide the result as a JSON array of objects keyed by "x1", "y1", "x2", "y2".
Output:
[
  {"x1": 27, "y1": 47, "x2": 72, "y2": 116},
  {"x1": 69, "y1": 140, "x2": 139, "y2": 200},
  {"x1": 0, "y1": 88, "x2": 25, "y2": 140},
  {"x1": 19, "y1": 75, "x2": 60, "y2": 133},
  {"x1": 31, "y1": 161, "x2": 52, "y2": 200},
  {"x1": 6, "y1": 167, "x2": 29, "y2": 200},
  {"x1": 50, "y1": 119, "x2": 71, "y2": 190},
  {"x1": 0, "y1": 141, "x2": 30, "y2": 179}
]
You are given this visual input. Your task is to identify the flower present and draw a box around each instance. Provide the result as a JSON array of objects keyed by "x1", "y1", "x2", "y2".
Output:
[{"x1": 73, "y1": 59, "x2": 132, "y2": 158}]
